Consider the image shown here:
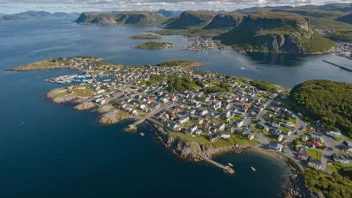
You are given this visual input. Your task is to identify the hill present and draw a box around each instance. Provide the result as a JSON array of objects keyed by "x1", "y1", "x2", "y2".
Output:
[
  {"x1": 166, "y1": 11, "x2": 217, "y2": 29},
  {"x1": 290, "y1": 80, "x2": 352, "y2": 138},
  {"x1": 74, "y1": 11, "x2": 167, "y2": 26},
  {"x1": 157, "y1": 9, "x2": 182, "y2": 18},
  {"x1": 0, "y1": 11, "x2": 80, "y2": 21},
  {"x1": 215, "y1": 11, "x2": 335, "y2": 54},
  {"x1": 203, "y1": 13, "x2": 244, "y2": 29},
  {"x1": 336, "y1": 13, "x2": 352, "y2": 24}
]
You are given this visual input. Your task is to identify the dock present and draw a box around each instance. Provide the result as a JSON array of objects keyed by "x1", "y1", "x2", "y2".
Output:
[
  {"x1": 322, "y1": 60, "x2": 352, "y2": 72},
  {"x1": 203, "y1": 156, "x2": 235, "y2": 174}
]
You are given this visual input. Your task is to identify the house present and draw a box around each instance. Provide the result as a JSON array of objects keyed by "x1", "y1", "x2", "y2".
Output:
[
  {"x1": 278, "y1": 134, "x2": 284, "y2": 142},
  {"x1": 343, "y1": 140, "x2": 352, "y2": 148},
  {"x1": 209, "y1": 134, "x2": 219, "y2": 142},
  {"x1": 179, "y1": 116, "x2": 189, "y2": 124},
  {"x1": 203, "y1": 123, "x2": 210, "y2": 132},
  {"x1": 140, "y1": 104, "x2": 146, "y2": 110},
  {"x1": 220, "y1": 132, "x2": 231, "y2": 139},
  {"x1": 195, "y1": 130, "x2": 202, "y2": 135},
  {"x1": 168, "y1": 122, "x2": 181, "y2": 132},
  {"x1": 268, "y1": 141, "x2": 283, "y2": 152},
  {"x1": 298, "y1": 148, "x2": 309, "y2": 160},
  {"x1": 236, "y1": 120, "x2": 245, "y2": 128},
  {"x1": 327, "y1": 131, "x2": 342, "y2": 137},
  {"x1": 248, "y1": 132, "x2": 254, "y2": 140},
  {"x1": 333, "y1": 154, "x2": 349, "y2": 164},
  {"x1": 198, "y1": 117, "x2": 204, "y2": 125},
  {"x1": 308, "y1": 159, "x2": 322, "y2": 170},
  {"x1": 301, "y1": 136, "x2": 309, "y2": 142},
  {"x1": 216, "y1": 123, "x2": 226, "y2": 131},
  {"x1": 186, "y1": 124, "x2": 198, "y2": 134},
  {"x1": 200, "y1": 109, "x2": 208, "y2": 116}
]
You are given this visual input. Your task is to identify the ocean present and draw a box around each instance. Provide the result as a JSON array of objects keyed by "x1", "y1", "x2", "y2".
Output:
[{"x1": 0, "y1": 18, "x2": 350, "y2": 198}]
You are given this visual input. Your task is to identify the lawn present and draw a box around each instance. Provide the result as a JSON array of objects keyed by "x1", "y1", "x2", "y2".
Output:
[
  {"x1": 73, "y1": 88, "x2": 94, "y2": 97},
  {"x1": 307, "y1": 149, "x2": 323, "y2": 160}
]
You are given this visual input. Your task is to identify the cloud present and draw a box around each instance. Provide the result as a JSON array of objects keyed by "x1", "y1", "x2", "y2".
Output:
[{"x1": 0, "y1": 0, "x2": 351, "y2": 13}]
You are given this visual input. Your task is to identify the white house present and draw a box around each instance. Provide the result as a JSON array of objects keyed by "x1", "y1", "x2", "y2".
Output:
[
  {"x1": 179, "y1": 116, "x2": 189, "y2": 124},
  {"x1": 327, "y1": 131, "x2": 342, "y2": 137},
  {"x1": 220, "y1": 132, "x2": 230, "y2": 139}
]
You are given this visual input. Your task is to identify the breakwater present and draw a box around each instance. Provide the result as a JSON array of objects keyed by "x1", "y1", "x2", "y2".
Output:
[{"x1": 322, "y1": 60, "x2": 352, "y2": 72}]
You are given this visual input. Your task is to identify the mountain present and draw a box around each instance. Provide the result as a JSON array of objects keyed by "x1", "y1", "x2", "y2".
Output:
[
  {"x1": 336, "y1": 13, "x2": 352, "y2": 24},
  {"x1": 235, "y1": 6, "x2": 293, "y2": 13},
  {"x1": 166, "y1": 11, "x2": 217, "y2": 29},
  {"x1": 271, "y1": 9, "x2": 346, "y2": 18},
  {"x1": 74, "y1": 11, "x2": 167, "y2": 25},
  {"x1": 216, "y1": 11, "x2": 335, "y2": 54},
  {"x1": 53, "y1": 12, "x2": 80, "y2": 18},
  {"x1": 156, "y1": 9, "x2": 182, "y2": 18},
  {"x1": 0, "y1": 11, "x2": 80, "y2": 21},
  {"x1": 203, "y1": 13, "x2": 244, "y2": 29}
]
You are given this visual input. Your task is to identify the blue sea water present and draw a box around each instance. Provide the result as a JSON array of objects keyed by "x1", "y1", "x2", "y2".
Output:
[{"x1": 0, "y1": 18, "x2": 350, "y2": 198}]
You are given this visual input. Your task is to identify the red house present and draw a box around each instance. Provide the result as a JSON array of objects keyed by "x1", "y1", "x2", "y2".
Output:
[{"x1": 298, "y1": 148, "x2": 309, "y2": 160}]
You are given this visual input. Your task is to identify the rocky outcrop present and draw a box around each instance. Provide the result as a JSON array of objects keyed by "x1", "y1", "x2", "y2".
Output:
[
  {"x1": 73, "y1": 102, "x2": 96, "y2": 111},
  {"x1": 98, "y1": 110, "x2": 132, "y2": 125},
  {"x1": 154, "y1": 126, "x2": 242, "y2": 161},
  {"x1": 166, "y1": 11, "x2": 217, "y2": 29},
  {"x1": 216, "y1": 11, "x2": 335, "y2": 54},
  {"x1": 203, "y1": 13, "x2": 244, "y2": 29},
  {"x1": 97, "y1": 105, "x2": 114, "y2": 114},
  {"x1": 74, "y1": 11, "x2": 166, "y2": 26}
]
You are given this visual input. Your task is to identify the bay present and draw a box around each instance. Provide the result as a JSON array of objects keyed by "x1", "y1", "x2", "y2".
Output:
[{"x1": 0, "y1": 18, "x2": 350, "y2": 198}]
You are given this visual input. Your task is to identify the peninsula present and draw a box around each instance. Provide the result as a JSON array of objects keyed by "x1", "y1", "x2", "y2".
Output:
[
  {"x1": 8, "y1": 56, "x2": 352, "y2": 197},
  {"x1": 135, "y1": 42, "x2": 176, "y2": 50},
  {"x1": 128, "y1": 34, "x2": 163, "y2": 40}
]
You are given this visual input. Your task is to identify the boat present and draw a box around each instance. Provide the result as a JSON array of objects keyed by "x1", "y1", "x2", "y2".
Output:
[
  {"x1": 140, "y1": 132, "x2": 145, "y2": 136},
  {"x1": 251, "y1": 167, "x2": 256, "y2": 172},
  {"x1": 228, "y1": 163, "x2": 233, "y2": 167}
]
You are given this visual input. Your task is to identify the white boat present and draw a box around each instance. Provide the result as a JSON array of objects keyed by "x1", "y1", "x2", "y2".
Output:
[{"x1": 251, "y1": 167, "x2": 256, "y2": 172}]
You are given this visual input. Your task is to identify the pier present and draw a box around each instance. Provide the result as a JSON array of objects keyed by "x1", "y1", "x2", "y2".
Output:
[
  {"x1": 322, "y1": 60, "x2": 352, "y2": 72},
  {"x1": 202, "y1": 156, "x2": 235, "y2": 174}
]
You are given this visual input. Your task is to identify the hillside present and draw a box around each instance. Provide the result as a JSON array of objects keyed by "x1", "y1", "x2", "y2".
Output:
[
  {"x1": 0, "y1": 10, "x2": 79, "y2": 21},
  {"x1": 203, "y1": 13, "x2": 244, "y2": 29},
  {"x1": 336, "y1": 13, "x2": 352, "y2": 24},
  {"x1": 74, "y1": 11, "x2": 166, "y2": 26},
  {"x1": 157, "y1": 9, "x2": 182, "y2": 18},
  {"x1": 290, "y1": 80, "x2": 352, "y2": 138},
  {"x1": 216, "y1": 11, "x2": 335, "y2": 54},
  {"x1": 166, "y1": 11, "x2": 217, "y2": 29}
]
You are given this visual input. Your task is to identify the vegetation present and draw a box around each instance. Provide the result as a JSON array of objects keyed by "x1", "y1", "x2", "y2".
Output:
[
  {"x1": 128, "y1": 34, "x2": 163, "y2": 39},
  {"x1": 307, "y1": 149, "x2": 323, "y2": 160},
  {"x1": 8, "y1": 60, "x2": 59, "y2": 71},
  {"x1": 158, "y1": 60, "x2": 204, "y2": 68},
  {"x1": 295, "y1": 34, "x2": 335, "y2": 53},
  {"x1": 249, "y1": 80, "x2": 277, "y2": 92},
  {"x1": 135, "y1": 42, "x2": 175, "y2": 50},
  {"x1": 150, "y1": 29, "x2": 228, "y2": 37},
  {"x1": 300, "y1": 167, "x2": 352, "y2": 198},
  {"x1": 329, "y1": 31, "x2": 352, "y2": 42},
  {"x1": 167, "y1": 75, "x2": 198, "y2": 92},
  {"x1": 290, "y1": 80, "x2": 352, "y2": 138},
  {"x1": 166, "y1": 11, "x2": 217, "y2": 29},
  {"x1": 202, "y1": 82, "x2": 231, "y2": 94}
]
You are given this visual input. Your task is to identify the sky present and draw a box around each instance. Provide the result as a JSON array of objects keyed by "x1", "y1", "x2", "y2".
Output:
[{"x1": 0, "y1": 0, "x2": 351, "y2": 14}]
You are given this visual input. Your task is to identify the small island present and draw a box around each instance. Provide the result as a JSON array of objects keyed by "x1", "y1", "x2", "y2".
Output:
[
  {"x1": 128, "y1": 34, "x2": 163, "y2": 40},
  {"x1": 135, "y1": 41, "x2": 176, "y2": 50},
  {"x1": 7, "y1": 56, "x2": 352, "y2": 198}
]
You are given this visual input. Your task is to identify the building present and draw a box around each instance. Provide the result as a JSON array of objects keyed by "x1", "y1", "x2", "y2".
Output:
[
  {"x1": 278, "y1": 135, "x2": 284, "y2": 142},
  {"x1": 298, "y1": 148, "x2": 309, "y2": 160},
  {"x1": 333, "y1": 154, "x2": 349, "y2": 164},
  {"x1": 301, "y1": 136, "x2": 309, "y2": 142},
  {"x1": 186, "y1": 124, "x2": 198, "y2": 134},
  {"x1": 268, "y1": 141, "x2": 283, "y2": 152},
  {"x1": 220, "y1": 132, "x2": 231, "y2": 139},
  {"x1": 179, "y1": 116, "x2": 189, "y2": 124},
  {"x1": 209, "y1": 134, "x2": 218, "y2": 142},
  {"x1": 308, "y1": 159, "x2": 322, "y2": 170},
  {"x1": 168, "y1": 122, "x2": 180, "y2": 132},
  {"x1": 216, "y1": 123, "x2": 226, "y2": 131},
  {"x1": 327, "y1": 131, "x2": 342, "y2": 137},
  {"x1": 248, "y1": 132, "x2": 254, "y2": 140}
]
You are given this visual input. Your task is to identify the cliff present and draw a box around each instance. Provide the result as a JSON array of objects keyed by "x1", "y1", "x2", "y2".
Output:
[
  {"x1": 153, "y1": 125, "x2": 242, "y2": 161},
  {"x1": 203, "y1": 13, "x2": 244, "y2": 29},
  {"x1": 166, "y1": 11, "x2": 217, "y2": 29},
  {"x1": 336, "y1": 13, "x2": 352, "y2": 24},
  {"x1": 74, "y1": 11, "x2": 166, "y2": 26},
  {"x1": 216, "y1": 11, "x2": 335, "y2": 54}
]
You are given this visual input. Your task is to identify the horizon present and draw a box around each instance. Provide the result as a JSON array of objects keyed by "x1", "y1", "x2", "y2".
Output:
[{"x1": 0, "y1": 1, "x2": 351, "y2": 15}]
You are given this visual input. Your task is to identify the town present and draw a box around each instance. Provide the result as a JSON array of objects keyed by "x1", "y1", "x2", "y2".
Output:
[{"x1": 44, "y1": 56, "x2": 351, "y2": 173}]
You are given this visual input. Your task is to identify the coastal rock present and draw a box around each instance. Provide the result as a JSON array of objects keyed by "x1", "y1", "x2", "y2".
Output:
[
  {"x1": 51, "y1": 95, "x2": 77, "y2": 104},
  {"x1": 97, "y1": 105, "x2": 114, "y2": 114},
  {"x1": 73, "y1": 102, "x2": 96, "y2": 111},
  {"x1": 98, "y1": 110, "x2": 132, "y2": 125},
  {"x1": 46, "y1": 88, "x2": 66, "y2": 99}
]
